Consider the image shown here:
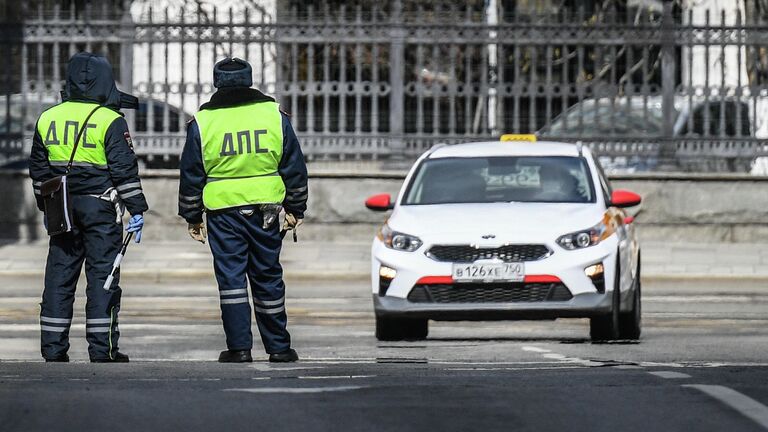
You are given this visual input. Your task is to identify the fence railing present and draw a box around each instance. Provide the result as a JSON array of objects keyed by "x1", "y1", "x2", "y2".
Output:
[{"x1": 2, "y1": 0, "x2": 768, "y2": 172}]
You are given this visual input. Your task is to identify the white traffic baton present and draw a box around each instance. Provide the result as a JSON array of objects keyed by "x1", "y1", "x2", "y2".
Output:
[{"x1": 103, "y1": 232, "x2": 133, "y2": 291}]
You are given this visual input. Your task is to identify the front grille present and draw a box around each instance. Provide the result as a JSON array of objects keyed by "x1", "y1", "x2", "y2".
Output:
[
  {"x1": 426, "y1": 244, "x2": 551, "y2": 263},
  {"x1": 408, "y1": 282, "x2": 573, "y2": 303}
]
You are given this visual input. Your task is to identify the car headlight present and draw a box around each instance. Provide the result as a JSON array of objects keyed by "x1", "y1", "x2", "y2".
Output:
[
  {"x1": 557, "y1": 221, "x2": 607, "y2": 250},
  {"x1": 377, "y1": 223, "x2": 423, "y2": 252}
]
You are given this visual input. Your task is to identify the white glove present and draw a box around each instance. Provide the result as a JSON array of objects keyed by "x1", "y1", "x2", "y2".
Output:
[
  {"x1": 188, "y1": 222, "x2": 207, "y2": 244},
  {"x1": 282, "y1": 213, "x2": 303, "y2": 231}
]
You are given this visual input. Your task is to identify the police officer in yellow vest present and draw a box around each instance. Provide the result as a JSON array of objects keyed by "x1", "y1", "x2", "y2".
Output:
[
  {"x1": 178, "y1": 58, "x2": 308, "y2": 363},
  {"x1": 28, "y1": 53, "x2": 148, "y2": 362}
]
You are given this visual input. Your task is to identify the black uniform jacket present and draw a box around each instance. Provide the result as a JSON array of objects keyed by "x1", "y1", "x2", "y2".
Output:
[{"x1": 28, "y1": 53, "x2": 149, "y2": 216}]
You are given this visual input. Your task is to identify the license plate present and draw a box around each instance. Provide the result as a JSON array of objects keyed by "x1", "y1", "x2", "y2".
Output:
[{"x1": 452, "y1": 262, "x2": 525, "y2": 283}]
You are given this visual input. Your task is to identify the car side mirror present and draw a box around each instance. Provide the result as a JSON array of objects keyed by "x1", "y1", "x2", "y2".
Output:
[
  {"x1": 610, "y1": 189, "x2": 642, "y2": 208},
  {"x1": 365, "y1": 193, "x2": 394, "y2": 211}
]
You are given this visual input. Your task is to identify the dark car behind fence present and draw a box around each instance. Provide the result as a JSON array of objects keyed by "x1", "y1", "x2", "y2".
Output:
[{"x1": 1, "y1": 0, "x2": 768, "y2": 172}]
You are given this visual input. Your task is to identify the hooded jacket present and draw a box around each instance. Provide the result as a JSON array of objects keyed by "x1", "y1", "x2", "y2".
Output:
[
  {"x1": 178, "y1": 87, "x2": 308, "y2": 223},
  {"x1": 28, "y1": 53, "x2": 148, "y2": 216}
]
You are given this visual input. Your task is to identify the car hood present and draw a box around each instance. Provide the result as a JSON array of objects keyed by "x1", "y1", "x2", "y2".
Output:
[{"x1": 388, "y1": 202, "x2": 605, "y2": 245}]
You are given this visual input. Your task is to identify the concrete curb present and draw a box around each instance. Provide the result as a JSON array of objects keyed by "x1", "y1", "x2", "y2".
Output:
[{"x1": 1, "y1": 269, "x2": 767, "y2": 282}]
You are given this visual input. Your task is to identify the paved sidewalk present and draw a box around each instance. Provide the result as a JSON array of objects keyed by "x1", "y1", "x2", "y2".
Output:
[{"x1": 0, "y1": 240, "x2": 765, "y2": 280}]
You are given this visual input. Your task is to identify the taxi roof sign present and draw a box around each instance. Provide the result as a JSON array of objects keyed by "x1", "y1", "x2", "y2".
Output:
[{"x1": 500, "y1": 134, "x2": 537, "y2": 142}]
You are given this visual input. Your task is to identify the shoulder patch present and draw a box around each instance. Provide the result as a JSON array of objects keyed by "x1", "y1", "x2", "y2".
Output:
[{"x1": 123, "y1": 131, "x2": 134, "y2": 150}]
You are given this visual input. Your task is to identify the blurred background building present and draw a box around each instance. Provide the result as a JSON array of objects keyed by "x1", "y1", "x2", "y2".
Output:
[{"x1": 1, "y1": 0, "x2": 767, "y2": 173}]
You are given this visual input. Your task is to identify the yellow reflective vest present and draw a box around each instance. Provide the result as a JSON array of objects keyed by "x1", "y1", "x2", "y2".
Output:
[
  {"x1": 37, "y1": 101, "x2": 121, "y2": 169},
  {"x1": 195, "y1": 101, "x2": 286, "y2": 210}
]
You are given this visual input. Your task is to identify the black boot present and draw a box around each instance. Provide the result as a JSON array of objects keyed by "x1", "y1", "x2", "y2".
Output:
[
  {"x1": 45, "y1": 354, "x2": 70, "y2": 363},
  {"x1": 91, "y1": 352, "x2": 129, "y2": 363},
  {"x1": 218, "y1": 349, "x2": 253, "y2": 363},
  {"x1": 269, "y1": 349, "x2": 299, "y2": 363}
]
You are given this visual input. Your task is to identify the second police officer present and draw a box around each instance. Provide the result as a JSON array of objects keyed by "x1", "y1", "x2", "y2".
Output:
[{"x1": 178, "y1": 58, "x2": 308, "y2": 363}]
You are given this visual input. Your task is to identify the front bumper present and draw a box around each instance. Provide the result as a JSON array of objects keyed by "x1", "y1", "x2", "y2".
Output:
[
  {"x1": 372, "y1": 235, "x2": 619, "y2": 299},
  {"x1": 373, "y1": 292, "x2": 613, "y2": 321}
]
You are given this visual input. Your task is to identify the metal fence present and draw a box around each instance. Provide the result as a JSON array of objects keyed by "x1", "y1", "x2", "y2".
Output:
[{"x1": 3, "y1": 0, "x2": 768, "y2": 172}]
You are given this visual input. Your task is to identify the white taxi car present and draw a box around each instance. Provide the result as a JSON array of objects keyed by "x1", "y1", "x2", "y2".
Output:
[{"x1": 366, "y1": 137, "x2": 642, "y2": 342}]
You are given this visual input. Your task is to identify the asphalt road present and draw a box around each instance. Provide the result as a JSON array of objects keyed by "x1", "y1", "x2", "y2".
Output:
[{"x1": 1, "y1": 275, "x2": 768, "y2": 431}]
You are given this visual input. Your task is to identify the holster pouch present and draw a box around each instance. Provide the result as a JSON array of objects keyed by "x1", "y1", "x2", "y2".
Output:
[
  {"x1": 41, "y1": 175, "x2": 74, "y2": 236},
  {"x1": 91, "y1": 188, "x2": 125, "y2": 223},
  {"x1": 259, "y1": 204, "x2": 282, "y2": 230}
]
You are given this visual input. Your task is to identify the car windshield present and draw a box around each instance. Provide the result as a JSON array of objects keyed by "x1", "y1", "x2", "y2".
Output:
[{"x1": 404, "y1": 156, "x2": 595, "y2": 205}]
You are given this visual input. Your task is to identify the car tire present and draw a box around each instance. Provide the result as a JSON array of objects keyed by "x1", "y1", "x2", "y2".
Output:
[
  {"x1": 619, "y1": 254, "x2": 642, "y2": 340},
  {"x1": 590, "y1": 257, "x2": 621, "y2": 342},
  {"x1": 375, "y1": 316, "x2": 428, "y2": 341}
]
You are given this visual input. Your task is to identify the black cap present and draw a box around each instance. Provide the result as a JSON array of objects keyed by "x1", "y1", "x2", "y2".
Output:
[{"x1": 213, "y1": 57, "x2": 253, "y2": 89}]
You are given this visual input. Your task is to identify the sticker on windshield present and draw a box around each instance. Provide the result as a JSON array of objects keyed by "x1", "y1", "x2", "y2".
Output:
[{"x1": 485, "y1": 166, "x2": 541, "y2": 188}]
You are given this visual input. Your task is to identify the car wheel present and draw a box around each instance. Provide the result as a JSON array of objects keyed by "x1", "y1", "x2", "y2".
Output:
[
  {"x1": 375, "y1": 315, "x2": 428, "y2": 341},
  {"x1": 619, "y1": 254, "x2": 642, "y2": 340},
  {"x1": 590, "y1": 258, "x2": 621, "y2": 342}
]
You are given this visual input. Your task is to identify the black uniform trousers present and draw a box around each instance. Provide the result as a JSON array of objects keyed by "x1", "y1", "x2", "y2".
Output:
[
  {"x1": 40, "y1": 195, "x2": 122, "y2": 360},
  {"x1": 207, "y1": 207, "x2": 291, "y2": 354}
]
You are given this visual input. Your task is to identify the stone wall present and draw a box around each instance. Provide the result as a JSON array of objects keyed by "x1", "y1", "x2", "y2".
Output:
[{"x1": 4, "y1": 170, "x2": 768, "y2": 243}]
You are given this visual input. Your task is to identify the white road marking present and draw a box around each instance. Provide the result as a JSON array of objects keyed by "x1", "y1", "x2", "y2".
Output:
[
  {"x1": 521, "y1": 346, "x2": 551, "y2": 353},
  {"x1": 1, "y1": 378, "x2": 42, "y2": 381},
  {"x1": 251, "y1": 377, "x2": 272, "y2": 380},
  {"x1": 448, "y1": 366, "x2": 591, "y2": 371},
  {"x1": 637, "y1": 361, "x2": 768, "y2": 368},
  {"x1": 683, "y1": 385, "x2": 768, "y2": 430},
  {"x1": 298, "y1": 375, "x2": 375, "y2": 380},
  {"x1": 648, "y1": 371, "x2": 691, "y2": 379},
  {"x1": 295, "y1": 358, "x2": 379, "y2": 364},
  {"x1": 249, "y1": 364, "x2": 325, "y2": 372},
  {"x1": 520, "y1": 346, "x2": 605, "y2": 367},
  {"x1": 223, "y1": 386, "x2": 367, "y2": 394},
  {"x1": 430, "y1": 361, "x2": 565, "y2": 366},
  {"x1": 542, "y1": 353, "x2": 567, "y2": 360},
  {"x1": 577, "y1": 360, "x2": 607, "y2": 367}
]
